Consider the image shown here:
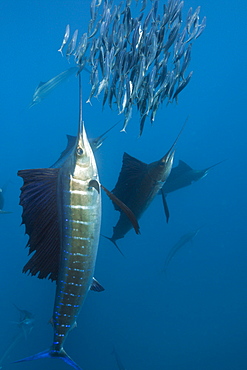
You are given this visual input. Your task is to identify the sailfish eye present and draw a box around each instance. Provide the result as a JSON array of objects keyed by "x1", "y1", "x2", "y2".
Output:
[{"x1": 77, "y1": 147, "x2": 84, "y2": 156}]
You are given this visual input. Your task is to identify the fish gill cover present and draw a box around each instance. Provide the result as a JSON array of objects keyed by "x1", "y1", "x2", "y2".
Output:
[{"x1": 59, "y1": 0, "x2": 206, "y2": 135}]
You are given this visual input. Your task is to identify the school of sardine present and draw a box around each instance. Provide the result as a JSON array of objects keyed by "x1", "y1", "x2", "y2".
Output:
[{"x1": 59, "y1": 0, "x2": 206, "y2": 134}]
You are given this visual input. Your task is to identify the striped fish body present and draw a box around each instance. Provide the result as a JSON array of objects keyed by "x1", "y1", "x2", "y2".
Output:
[
  {"x1": 17, "y1": 77, "x2": 102, "y2": 369},
  {"x1": 52, "y1": 123, "x2": 101, "y2": 352}
]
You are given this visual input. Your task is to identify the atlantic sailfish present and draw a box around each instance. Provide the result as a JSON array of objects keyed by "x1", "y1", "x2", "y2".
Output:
[
  {"x1": 104, "y1": 125, "x2": 185, "y2": 253},
  {"x1": 16, "y1": 75, "x2": 103, "y2": 370},
  {"x1": 16, "y1": 75, "x2": 138, "y2": 369},
  {"x1": 162, "y1": 159, "x2": 225, "y2": 194}
]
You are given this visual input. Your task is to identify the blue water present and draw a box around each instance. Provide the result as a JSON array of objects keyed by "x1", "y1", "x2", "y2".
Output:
[{"x1": 0, "y1": 0, "x2": 246, "y2": 369}]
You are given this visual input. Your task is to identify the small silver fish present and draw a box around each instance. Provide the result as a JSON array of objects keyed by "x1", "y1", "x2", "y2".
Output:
[
  {"x1": 74, "y1": 33, "x2": 88, "y2": 67},
  {"x1": 195, "y1": 16, "x2": 206, "y2": 40},
  {"x1": 66, "y1": 29, "x2": 79, "y2": 60},
  {"x1": 58, "y1": 24, "x2": 70, "y2": 56},
  {"x1": 173, "y1": 71, "x2": 193, "y2": 101}
]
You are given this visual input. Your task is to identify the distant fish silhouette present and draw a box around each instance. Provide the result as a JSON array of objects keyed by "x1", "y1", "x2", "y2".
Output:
[
  {"x1": 112, "y1": 346, "x2": 126, "y2": 370},
  {"x1": 104, "y1": 123, "x2": 186, "y2": 254},
  {"x1": 12, "y1": 304, "x2": 35, "y2": 338},
  {"x1": 29, "y1": 67, "x2": 77, "y2": 108},
  {"x1": 0, "y1": 184, "x2": 12, "y2": 214},
  {"x1": 163, "y1": 227, "x2": 202, "y2": 273},
  {"x1": 162, "y1": 159, "x2": 225, "y2": 194},
  {"x1": 0, "y1": 305, "x2": 34, "y2": 369}
]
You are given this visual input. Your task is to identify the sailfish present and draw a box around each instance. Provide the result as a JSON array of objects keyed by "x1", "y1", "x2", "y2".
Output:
[
  {"x1": 16, "y1": 75, "x2": 138, "y2": 369},
  {"x1": 15, "y1": 75, "x2": 104, "y2": 370},
  {"x1": 104, "y1": 124, "x2": 186, "y2": 253}
]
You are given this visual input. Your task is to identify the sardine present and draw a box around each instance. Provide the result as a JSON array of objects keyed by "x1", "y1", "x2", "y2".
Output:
[{"x1": 58, "y1": 24, "x2": 70, "y2": 55}]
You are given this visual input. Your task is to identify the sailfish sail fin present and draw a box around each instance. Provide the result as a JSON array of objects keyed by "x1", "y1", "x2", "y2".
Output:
[{"x1": 18, "y1": 168, "x2": 60, "y2": 282}]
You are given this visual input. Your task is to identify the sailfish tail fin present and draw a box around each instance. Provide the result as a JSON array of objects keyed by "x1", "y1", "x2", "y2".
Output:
[
  {"x1": 101, "y1": 234, "x2": 125, "y2": 257},
  {"x1": 13, "y1": 348, "x2": 82, "y2": 370}
]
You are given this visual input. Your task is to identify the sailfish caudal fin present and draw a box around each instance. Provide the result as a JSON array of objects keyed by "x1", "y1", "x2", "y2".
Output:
[
  {"x1": 13, "y1": 347, "x2": 82, "y2": 370},
  {"x1": 102, "y1": 234, "x2": 125, "y2": 257}
]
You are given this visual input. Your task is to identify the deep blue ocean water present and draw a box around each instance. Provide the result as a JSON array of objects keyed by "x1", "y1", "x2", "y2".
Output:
[{"x1": 0, "y1": 0, "x2": 246, "y2": 369}]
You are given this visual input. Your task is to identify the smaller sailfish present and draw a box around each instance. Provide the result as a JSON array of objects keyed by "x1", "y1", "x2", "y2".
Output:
[
  {"x1": 16, "y1": 75, "x2": 102, "y2": 370},
  {"x1": 104, "y1": 124, "x2": 186, "y2": 253}
]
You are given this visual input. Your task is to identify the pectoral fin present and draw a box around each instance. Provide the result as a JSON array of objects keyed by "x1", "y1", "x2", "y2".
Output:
[
  {"x1": 90, "y1": 277, "x2": 105, "y2": 292},
  {"x1": 101, "y1": 234, "x2": 125, "y2": 257},
  {"x1": 101, "y1": 184, "x2": 140, "y2": 235}
]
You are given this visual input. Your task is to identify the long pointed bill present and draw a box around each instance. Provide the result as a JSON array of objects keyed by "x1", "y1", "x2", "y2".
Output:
[
  {"x1": 159, "y1": 116, "x2": 188, "y2": 174},
  {"x1": 164, "y1": 116, "x2": 188, "y2": 158},
  {"x1": 77, "y1": 73, "x2": 87, "y2": 149}
]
